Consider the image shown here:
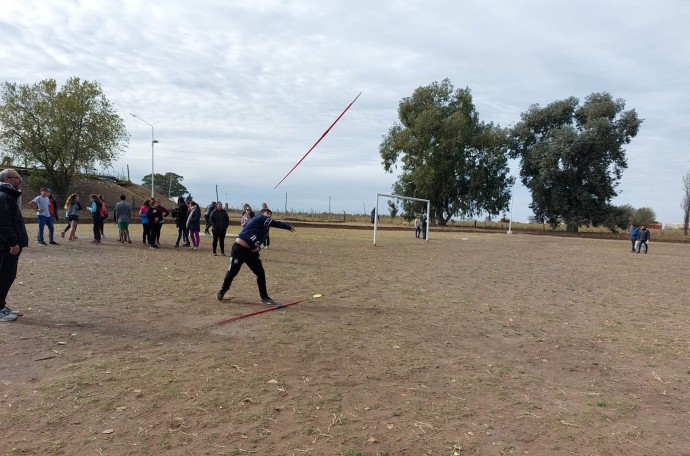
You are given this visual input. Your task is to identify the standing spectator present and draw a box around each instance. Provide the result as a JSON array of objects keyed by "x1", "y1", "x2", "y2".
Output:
[
  {"x1": 47, "y1": 189, "x2": 60, "y2": 226},
  {"x1": 260, "y1": 202, "x2": 271, "y2": 249},
  {"x1": 153, "y1": 200, "x2": 170, "y2": 246},
  {"x1": 414, "y1": 216, "x2": 422, "y2": 238},
  {"x1": 88, "y1": 194, "x2": 104, "y2": 244},
  {"x1": 114, "y1": 194, "x2": 133, "y2": 244},
  {"x1": 139, "y1": 199, "x2": 151, "y2": 245},
  {"x1": 0, "y1": 169, "x2": 29, "y2": 322},
  {"x1": 62, "y1": 193, "x2": 82, "y2": 241},
  {"x1": 216, "y1": 208, "x2": 296, "y2": 305},
  {"x1": 629, "y1": 224, "x2": 640, "y2": 252},
  {"x1": 98, "y1": 195, "x2": 108, "y2": 238},
  {"x1": 240, "y1": 204, "x2": 253, "y2": 228},
  {"x1": 204, "y1": 201, "x2": 215, "y2": 235},
  {"x1": 636, "y1": 225, "x2": 651, "y2": 254},
  {"x1": 186, "y1": 201, "x2": 201, "y2": 250},
  {"x1": 28, "y1": 187, "x2": 58, "y2": 245},
  {"x1": 147, "y1": 200, "x2": 166, "y2": 249},
  {"x1": 210, "y1": 201, "x2": 230, "y2": 256},
  {"x1": 173, "y1": 197, "x2": 189, "y2": 247},
  {"x1": 421, "y1": 216, "x2": 427, "y2": 239}
]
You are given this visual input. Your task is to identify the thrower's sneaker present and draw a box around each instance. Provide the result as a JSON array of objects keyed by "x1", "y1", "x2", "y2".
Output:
[
  {"x1": 216, "y1": 289, "x2": 226, "y2": 301},
  {"x1": 0, "y1": 308, "x2": 18, "y2": 322},
  {"x1": 260, "y1": 296, "x2": 277, "y2": 306}
]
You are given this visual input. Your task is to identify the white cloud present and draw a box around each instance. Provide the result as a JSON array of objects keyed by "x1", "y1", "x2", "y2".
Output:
[{"x1": 2, "y1": 0, "x2": 690, "y2": 222}]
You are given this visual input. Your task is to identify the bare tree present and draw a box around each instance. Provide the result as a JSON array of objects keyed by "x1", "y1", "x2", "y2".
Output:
[{"x1": 682, "y1": 170, "x2": 690, "y2": 235}]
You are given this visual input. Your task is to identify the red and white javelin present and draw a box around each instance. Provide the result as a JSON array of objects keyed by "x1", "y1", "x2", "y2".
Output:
[{"x1": 274, "y1": 92, "x2": 362, "y2": 189}]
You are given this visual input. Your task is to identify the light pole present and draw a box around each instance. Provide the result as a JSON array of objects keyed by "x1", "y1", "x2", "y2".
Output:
[
  {"x1": 507, "y1": 182, "x2": 514, "y2": 234},
  {"x1": 130, "y1": 113, "x2": 158, "y2": 197}
]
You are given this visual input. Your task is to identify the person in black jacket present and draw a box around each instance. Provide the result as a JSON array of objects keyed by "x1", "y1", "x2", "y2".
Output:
[
  {"x1": 204, "y1": 202, "x2": 215, "y2": 235},
  {"x1": 216, "y1": 208, "x2": 295, "y2": 305},
  {"x1": 88, "y1": 194, "x2": 104, "y2": 244},
  {"x1": 173, "y1": 197, "x2": 189, "y2": 247},
  {"x1": 636, "y1": 225, "x2": 651, "y2": 254},
  {"x1": 0, "y1": 169, "x2": 29, "y2": 322},
  {"x1": 210, "y1": 201, "x2": 230, "y2": 256}
]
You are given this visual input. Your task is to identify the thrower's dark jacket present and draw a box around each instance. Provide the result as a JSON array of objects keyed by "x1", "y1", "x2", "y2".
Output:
[
  {"x1": 238, "y1": 214, "x2": 291, "y2": 249},
  {"x1": 0, "y1": 183, "x2": 29, "y2": 249}
]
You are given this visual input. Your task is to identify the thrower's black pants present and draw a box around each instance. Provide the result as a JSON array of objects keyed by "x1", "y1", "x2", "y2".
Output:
[{"x1": 220, "y1": 242, "x2": 268, "y2": 299}]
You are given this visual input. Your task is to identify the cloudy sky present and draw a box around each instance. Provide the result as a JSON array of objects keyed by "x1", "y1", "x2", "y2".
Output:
[{"x1": 2, "y1": 0, "x2": 689, "y2": 223}]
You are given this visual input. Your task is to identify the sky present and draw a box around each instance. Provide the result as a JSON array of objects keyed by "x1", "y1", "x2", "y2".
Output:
[{"x1": 2, "y1": 0, "x2": 689, "y2": 223}]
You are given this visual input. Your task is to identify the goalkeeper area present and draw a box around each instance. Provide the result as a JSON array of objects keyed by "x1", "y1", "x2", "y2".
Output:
[{"x1": 373, "y1": 193, "x2": 430, "y2": 245}]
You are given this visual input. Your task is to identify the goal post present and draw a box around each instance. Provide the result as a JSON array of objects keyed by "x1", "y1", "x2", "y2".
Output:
[{"x1": 373, "y1": 193, "x2": 431, "y2": 245}]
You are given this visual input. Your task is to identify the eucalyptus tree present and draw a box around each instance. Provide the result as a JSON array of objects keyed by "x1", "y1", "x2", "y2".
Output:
[
  {"x1": 380, "y1": 79, "x2": 512, "y2": 225},
  {"x1": 507, "y1": 93, "x2": 642, "y2": 232}
]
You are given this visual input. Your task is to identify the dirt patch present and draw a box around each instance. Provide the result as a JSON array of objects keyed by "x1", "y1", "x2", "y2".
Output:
[{"x1": 2, "y1": 224, "x2": 689, "y2": 455}]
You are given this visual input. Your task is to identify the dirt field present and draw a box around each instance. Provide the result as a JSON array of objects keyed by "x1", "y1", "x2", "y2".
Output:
[{"x1": 2, "y1": 223, "x2": 689, "y2": 456}]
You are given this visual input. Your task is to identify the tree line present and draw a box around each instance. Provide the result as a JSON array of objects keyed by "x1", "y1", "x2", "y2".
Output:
[
  {"x1": 379, "y1": 79, "x2": 650, "y2": 232},
  {"x1": 1, "y1": 77, "x2": 685, "y2": 233}
]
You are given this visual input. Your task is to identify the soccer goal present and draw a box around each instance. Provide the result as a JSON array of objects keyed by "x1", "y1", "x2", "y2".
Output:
[{"x1": 373, "y1": 193, "x2": 431, "y2": 246}]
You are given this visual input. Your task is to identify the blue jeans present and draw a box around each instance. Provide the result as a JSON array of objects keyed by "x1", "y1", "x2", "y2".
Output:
[{"x1": 37, "y1": 215, "x2": 55, "y2": 242}]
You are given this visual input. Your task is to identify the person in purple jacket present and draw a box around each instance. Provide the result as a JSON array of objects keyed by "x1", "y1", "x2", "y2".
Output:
[{"x1": 216, "y1": 208, "x2": 295, "y2": 305}]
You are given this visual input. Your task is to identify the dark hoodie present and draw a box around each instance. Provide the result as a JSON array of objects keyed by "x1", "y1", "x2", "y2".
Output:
[{"x1": 0, "y1": 183, "x2": 29, "y2": 249}]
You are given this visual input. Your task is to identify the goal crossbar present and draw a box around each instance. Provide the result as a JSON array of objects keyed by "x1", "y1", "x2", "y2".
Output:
[{"x1": 373, "y1": 193, "x2": 430, "y2": 245}]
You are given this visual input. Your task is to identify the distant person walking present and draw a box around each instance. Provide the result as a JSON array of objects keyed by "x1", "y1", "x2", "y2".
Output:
[
  {"x1": 636, "y1": 225, "x2": 651, "y2": 254},
  {"x1": 0, "y1": 169, "x2": 29, "y2": 322},
  {"x1": 629, "y1": 224, "x2": 640, "y2": 252},
  {"x1": 216, "y1": 208, "x2": 295, "y2": 305}
]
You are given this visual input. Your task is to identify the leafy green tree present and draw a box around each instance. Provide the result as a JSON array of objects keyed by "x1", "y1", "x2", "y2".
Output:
[
  {"x1": 142, "y1": 172, "x2": 189, "y2": 198},
  {"x1": 387, "y1": 200, "x2": 399, "y2": 218},
  {"x1": 379, "y1": 79, "x2": 512, "y2": 225},
  {"x1": 630, "y1": 207, "x2": 657, "y2": 226},
  {"x1": 507, "y1": 93, "x2": 642, "y2": 232},
  {"x1": 0, "y1": 77, "x2": 129, "y2": 200}
]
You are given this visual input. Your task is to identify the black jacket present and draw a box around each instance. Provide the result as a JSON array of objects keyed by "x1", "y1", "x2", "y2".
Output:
[
  {"x1": 174, "y1": 203, "x2": 188, "y2": 228},
  {"x1": 0, "y1": 183, "x2": 29, "y2": 249},
  {"x1": 210, "y1": 208, "x2": 230, "y2": 231}
]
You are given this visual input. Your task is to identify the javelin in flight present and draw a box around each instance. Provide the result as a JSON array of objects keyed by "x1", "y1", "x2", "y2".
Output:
[{"x1": 274, "y1": 92, "x2": 362, "y2": 189}]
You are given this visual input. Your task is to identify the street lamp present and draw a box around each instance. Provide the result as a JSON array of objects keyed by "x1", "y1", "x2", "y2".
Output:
[
  {"x1": 130, "y1": 113, "x2": 158, "y2": 197},
  {"x1": 507, "y1": 181, "x2": 514, "y2": 235}
]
